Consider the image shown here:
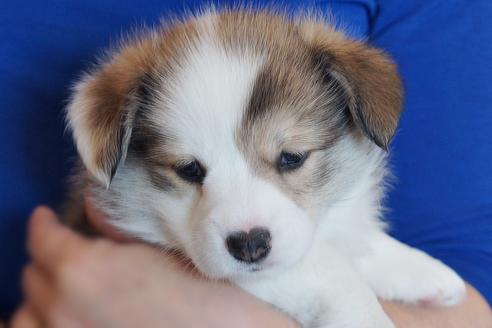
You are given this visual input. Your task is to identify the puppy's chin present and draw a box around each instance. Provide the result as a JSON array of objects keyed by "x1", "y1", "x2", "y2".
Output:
[{"x1": 191, "y1": 255, "x2": 299, "y2": 282}]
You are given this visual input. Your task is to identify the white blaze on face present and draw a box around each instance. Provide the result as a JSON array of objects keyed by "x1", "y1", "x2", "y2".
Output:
[
  {"x1": 153, "y1": 16, "x2": 314, "y2": 279},
  {"x1": 164, "y1": 17, "x2": 261, "y2": 166}
]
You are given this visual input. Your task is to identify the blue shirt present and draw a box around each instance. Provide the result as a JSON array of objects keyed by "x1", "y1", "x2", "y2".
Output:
[{"x1": 1, "y1": 0, "x2": 491, "y2": 319}]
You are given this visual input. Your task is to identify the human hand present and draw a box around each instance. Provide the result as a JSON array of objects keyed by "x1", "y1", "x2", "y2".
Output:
[{"x1": 10, "y1": 206, "x2": 298, "y2": 328}]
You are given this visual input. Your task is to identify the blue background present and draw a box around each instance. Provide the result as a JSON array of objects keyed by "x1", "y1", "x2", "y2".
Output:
[{"x1": 1, "y1": 0, "x2": 491, "y2": 319}]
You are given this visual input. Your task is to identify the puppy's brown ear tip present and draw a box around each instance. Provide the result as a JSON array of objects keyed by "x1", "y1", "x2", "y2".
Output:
[
  {"x1": 93, "y1": 166, "x2": 113, "y2": 189},
  {"x1": 77, "y1": 152, "x2": 113, "y2": 188},
  {"x1": 373, "y1": 136, "x2": 390, "y2": 152},
  {"x1": 364, "y1": 128, "x2": 392, "y2": 151}
]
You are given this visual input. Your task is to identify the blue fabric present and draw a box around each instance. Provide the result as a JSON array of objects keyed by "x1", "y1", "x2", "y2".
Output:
[
  {"x1": 1, "y1": 0, "x2": 491, "y2": 319},
  {"x1": 371, "y1": 0, "x2": 492, "y2": 306}
]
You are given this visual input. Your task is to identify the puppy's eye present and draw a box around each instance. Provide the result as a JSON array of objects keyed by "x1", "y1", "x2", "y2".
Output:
[
  {"x1": 175, "y1": 160, "x2": 205, "y2": 184},
  {"x1": 278, "y1": 151, "x2": 308, "y2": 171}
]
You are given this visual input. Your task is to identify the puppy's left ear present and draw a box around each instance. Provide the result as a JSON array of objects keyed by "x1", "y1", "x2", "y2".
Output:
[{"x1": 301, "y1": 22, "x2": 403, "y2": 150}]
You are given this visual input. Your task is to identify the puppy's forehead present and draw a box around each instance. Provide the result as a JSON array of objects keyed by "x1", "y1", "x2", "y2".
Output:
[
  {"x1": 152, "y1": 14, "x2": 264, "y2": 162},
  {"x1": 149, "y1": 12, "x2": 344, "y2": 163}
]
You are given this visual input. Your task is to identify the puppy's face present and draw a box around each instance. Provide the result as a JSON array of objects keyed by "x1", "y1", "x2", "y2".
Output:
[{"x1": 67, "y1": 11, "x2": 402, "y2": 280}]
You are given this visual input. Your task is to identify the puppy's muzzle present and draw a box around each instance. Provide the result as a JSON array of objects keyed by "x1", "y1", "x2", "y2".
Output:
[{"x1": 226, "y1": 227, "x2": 271, "y2": 263}]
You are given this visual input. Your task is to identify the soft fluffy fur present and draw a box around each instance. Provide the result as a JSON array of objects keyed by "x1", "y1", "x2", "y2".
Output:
[{"x1": 65, "y1": 9, "x2": 466, "y2": 328}]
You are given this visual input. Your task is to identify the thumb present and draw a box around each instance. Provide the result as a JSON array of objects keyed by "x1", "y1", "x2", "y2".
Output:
[{"x1": 27, "y1": 206, "x2": 89, "y2": 273}]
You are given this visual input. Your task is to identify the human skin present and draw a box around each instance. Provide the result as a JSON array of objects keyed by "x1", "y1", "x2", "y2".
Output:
[{"x1": 9, "y1": 206, "x2": 492, "y2": 328}]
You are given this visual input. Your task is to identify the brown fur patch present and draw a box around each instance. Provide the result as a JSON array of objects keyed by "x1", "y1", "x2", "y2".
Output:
[
  {"x1": 299, "y1": 20, "x2": 403, "y2": 149},
  {"x1": 76, "y1": 18, "x2": 199, "y2": 182}
]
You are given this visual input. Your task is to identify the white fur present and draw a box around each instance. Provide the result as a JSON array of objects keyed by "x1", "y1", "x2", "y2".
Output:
[
  {"x1": 149, "y1": 16, "x2": 314, "y2": 280},
  {"x1": 238, "y1": 236, "x2": 395, "y2": 328},
  {"x1": 354, "y1": 232, "x2": 466, "y2": 306},
  {"x1": 74, "y1": 13, "x2": 466, "y2": 328}
]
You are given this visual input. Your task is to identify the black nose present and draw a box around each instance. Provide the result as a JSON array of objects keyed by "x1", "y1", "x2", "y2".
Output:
[{"x1": 226, "y1": 227, "x2": 271, "y2": 263}]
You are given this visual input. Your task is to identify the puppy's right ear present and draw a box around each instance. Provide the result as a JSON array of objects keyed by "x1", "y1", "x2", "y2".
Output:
[
  {"x1": 67, "y1": 70, "x2": 137, "y2": 187},
  {"x1": 66, "y1": 56, "x2": 148, "y2": 187}
]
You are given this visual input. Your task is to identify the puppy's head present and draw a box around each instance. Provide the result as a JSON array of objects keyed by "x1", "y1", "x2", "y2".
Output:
[{"x1": 67, "y1": 10, "x2": 402, "y2": 280}]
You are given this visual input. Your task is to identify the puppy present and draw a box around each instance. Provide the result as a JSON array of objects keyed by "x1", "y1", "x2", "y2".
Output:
[{"x1": 64, "y1": 8, "x2": 466, "y2": 327}]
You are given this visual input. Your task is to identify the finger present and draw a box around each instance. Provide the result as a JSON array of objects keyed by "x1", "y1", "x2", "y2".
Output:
[
  {"x1": 10, "y1": 304, "x2": 42, "y2": 328},
  {"x1": 84, "y1": 193, "x2": 135, "y2": 242},
  {"x1": 22, "y1": 264, "x2": 57, "y2": 318},
  {"x1": 22, "y1": 265, "x2": 86, "y2": 328},
  {"x1": 27, "y1": 206, "x2": 89, "y2": 273}
]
